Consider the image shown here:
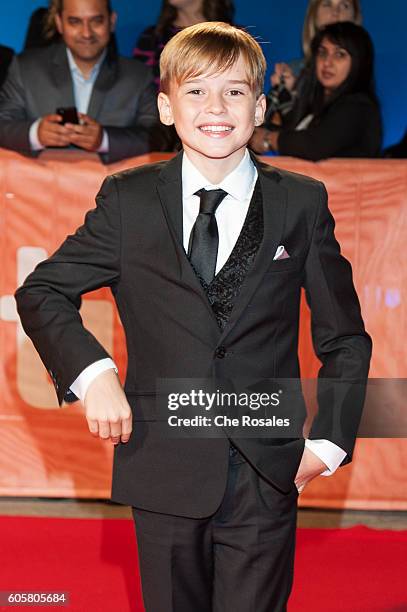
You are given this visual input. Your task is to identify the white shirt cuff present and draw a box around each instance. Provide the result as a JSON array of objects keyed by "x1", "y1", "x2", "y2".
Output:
[
  {"x1": 29, "y1": 119, "x2": 45, "y2": 151},
  {"x1": 305, "y1": 439, "x2": 347, "y2": 476},
  {"x1": 97, "y1": 129, "x2": 109, "y2": 153},
  {"x1": 69, "y1": 358, "x2": 117, "y2": 402}
]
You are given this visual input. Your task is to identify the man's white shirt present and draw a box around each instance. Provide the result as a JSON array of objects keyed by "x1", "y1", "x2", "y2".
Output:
[{"x1": 70, "y1": 149, "x2": 346, "y2": 475}]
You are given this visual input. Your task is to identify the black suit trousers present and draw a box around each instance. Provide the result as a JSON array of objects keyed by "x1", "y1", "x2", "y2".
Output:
[{"x1": 132, "y1": 448, "x2": 299, "y2": 612}]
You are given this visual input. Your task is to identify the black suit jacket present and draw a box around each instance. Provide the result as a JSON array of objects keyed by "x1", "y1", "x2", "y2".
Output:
[
  {"x1": 0, "y1": 42, "x2": 167, "y2": 163},
  {"x1": 278, "y1": 93, "x2": 382, "y2": 161},
  {"x1": 15, "y1": 152, "x2": 372, "y2": 517}
]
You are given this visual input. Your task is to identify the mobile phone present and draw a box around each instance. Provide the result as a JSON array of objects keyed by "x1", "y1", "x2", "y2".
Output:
[{"x1": 56, "y1": 106, "x2": 79, "y2": 125}]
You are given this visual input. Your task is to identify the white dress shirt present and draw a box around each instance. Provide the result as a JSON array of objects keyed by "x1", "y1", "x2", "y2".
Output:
[
  {"x1": 29, "y1": 48, "x2": 109, "y2": 152},
  {"x1": 70, "y1": 149, "x2": 346, "y2": 474}
]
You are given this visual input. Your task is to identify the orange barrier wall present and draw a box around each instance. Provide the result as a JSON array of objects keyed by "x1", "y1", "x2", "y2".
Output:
[{"x1": 0, "y1": 149, "x2": 406, "y2": 509}]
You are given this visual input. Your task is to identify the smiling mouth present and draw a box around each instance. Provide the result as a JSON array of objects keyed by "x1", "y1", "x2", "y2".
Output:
[
  {"x1": 321, "y1": 71, "x2": 335, "y2": 79},
  {"x1": 199, "y1": 125, "x2": 234, "y2": 133}
]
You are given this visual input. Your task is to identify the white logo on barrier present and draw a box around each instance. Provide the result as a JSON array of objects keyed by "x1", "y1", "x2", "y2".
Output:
[{"x1": 0, "y1": 247, "x2": 114, "y2": 409}]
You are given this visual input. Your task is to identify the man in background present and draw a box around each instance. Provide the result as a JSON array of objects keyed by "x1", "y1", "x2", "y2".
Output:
[{"x1": 0, "y1": 0, "x2": 167, "y2": 163}]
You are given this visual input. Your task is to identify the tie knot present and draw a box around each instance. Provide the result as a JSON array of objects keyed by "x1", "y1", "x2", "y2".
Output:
[{"x1": 195, "y1": 188, "x2": 227, "y2": 215}]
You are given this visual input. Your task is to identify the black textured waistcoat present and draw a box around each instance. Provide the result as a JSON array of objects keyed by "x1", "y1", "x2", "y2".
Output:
[{"x1": 196, "y1": 180, "x2": 264, "y2": 330}]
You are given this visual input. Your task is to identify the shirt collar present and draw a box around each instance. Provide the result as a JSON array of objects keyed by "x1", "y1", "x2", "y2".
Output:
[
  {"x1": 182, "y1": 149, "x2": 257, "y2": 201},
  {"x1": 66, "y1": 47, "x2": 107, "y2": 81}
]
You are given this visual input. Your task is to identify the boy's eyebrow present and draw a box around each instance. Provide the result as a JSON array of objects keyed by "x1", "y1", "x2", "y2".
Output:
[
  {"x1": 181, "y1": 78, "x2": 251, "y2": 87},
  {"x1": 181, "y1": 78, "x2": 205, "y2": 85},
  {"x1": 227, "y1": 80, "x2": 251, "y2": 87}
]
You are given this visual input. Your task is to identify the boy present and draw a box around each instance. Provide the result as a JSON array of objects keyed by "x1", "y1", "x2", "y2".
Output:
[{"x1": 15, "y1": 23, "x2": 371, "y2": 611}]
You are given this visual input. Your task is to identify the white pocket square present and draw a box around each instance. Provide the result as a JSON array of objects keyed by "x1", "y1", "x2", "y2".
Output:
[{"x1": 273, "y1": 245, "x2": 290, "y2": 261}]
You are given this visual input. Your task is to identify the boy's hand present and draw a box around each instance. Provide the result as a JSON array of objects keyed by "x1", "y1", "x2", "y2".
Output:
[
  {"x1": 84, "y1": 369, "x2": 132, "y2": 445},
  {"x1": 294, "y1": 447, "x2": 327, "y2": 494}
]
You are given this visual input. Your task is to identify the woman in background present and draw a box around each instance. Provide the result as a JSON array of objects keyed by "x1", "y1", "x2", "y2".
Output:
[
  {"x1": 303, "y1": 0, "x2": 362, "y2": 59},
  {"x1": 264, "y1": 0, "x2": 363, "y2": 125},
  {"x1": 250, "y1": 22, "x2": 382, "y2": 160},
  {"x1": 133, "y1": 0, "x2": 235, "y2": 91}
]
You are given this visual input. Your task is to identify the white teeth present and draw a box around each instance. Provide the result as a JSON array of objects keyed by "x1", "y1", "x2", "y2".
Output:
[{"x1": 200, "y1": 125, "x2": 233, "y2": 132}]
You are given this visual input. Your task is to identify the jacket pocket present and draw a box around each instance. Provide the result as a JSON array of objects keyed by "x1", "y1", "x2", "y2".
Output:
[{"x1": 265, "y1": 256, "x2": 303, "y2": 274}]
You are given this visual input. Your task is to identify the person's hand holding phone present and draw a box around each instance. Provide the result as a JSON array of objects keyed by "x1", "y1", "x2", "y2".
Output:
[
  {"x1": 270, "y1": 63, "x2": 295, "y2": 91},
  {"x1": 66, "y1": 112, "x2": 103, "y2": 152},
  {"x1": 37, "y1": 113, "x2": 71, "y2": 148}
]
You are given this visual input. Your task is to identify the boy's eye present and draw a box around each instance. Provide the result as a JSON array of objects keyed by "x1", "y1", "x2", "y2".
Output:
[
  {"x1": 228, "y1": 90, "x2": 244, "y2": 96},
  {"x1": 187, "y1": 89, "x2": 204, "y2": 95}
]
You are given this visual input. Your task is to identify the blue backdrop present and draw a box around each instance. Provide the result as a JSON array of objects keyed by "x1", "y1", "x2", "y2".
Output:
[{"x1": 1, "y1": 0, "x2": 406, "y2": 148}]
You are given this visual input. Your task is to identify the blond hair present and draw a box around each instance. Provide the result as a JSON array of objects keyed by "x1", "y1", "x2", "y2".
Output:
[
  {"x1": 302, "y1": 0, "x2": 363, "y2": 59},
  {"x1": 159, "y1": 22, "x2": 266, "y2": 97}
]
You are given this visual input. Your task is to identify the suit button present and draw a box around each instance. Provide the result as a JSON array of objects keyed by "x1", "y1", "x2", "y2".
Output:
[
  {"x1": 215, "y1": 346, "x2": 227, "y2": 359},
  {"x1": 229, "y1": 445, "x2": 238, "y2": 457}
]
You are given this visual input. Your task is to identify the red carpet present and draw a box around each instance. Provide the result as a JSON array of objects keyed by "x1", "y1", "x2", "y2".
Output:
[{"x1": 0, "y1": 517, "x2": 405, "y2": 611}]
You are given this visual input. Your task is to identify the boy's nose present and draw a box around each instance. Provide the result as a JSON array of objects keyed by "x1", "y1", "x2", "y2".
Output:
[{"x1": 205, "y1": 93, "x2": 226, "y2": 114}]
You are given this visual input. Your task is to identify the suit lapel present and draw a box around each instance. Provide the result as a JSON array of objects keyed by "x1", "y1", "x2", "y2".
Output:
[
  {"x1": 156, "y1": 152, "x2": 222, "y2": 333},
  {"x1": 219, "y1": 159, "x2": 288, "y2": 342},
  {"x1": 156, "y1": 151, "x2": 184, "y2": 244},
  {"x1": 50, "y1": 44, "x2": 75, "y2": 106},
  {"x1": 87, "y1": 55, "x2": 118, "y2": 119}
]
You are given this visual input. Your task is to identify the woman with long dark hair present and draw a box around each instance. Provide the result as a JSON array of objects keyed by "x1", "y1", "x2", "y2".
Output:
[
  {"x1": 265, "y1": 0, "x2": 363, "y2": 128},
  {"x1": 133, "y1": 0, "x2": 235, "y2": 91},
  {"x1": 251, "y1": 22, "x2": 382, "y2": 160}
]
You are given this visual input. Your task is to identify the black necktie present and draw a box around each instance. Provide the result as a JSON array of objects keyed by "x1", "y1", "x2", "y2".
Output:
[{"x1": 188, "y1": 188, "x2": 228, "y2": 285}]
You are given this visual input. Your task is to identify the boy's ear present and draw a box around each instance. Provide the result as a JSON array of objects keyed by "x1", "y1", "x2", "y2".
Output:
[
  {"x1": 254, "y1": 94, "x2": 266, "y2": 127},
  {"x1": 157, "y1": 93, "x2": 174, "y2": 126}
]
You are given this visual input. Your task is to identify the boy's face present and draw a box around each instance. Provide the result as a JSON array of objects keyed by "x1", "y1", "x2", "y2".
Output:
[{"x1": 158, "y1": 55, "x2": 266, "y2": 171}]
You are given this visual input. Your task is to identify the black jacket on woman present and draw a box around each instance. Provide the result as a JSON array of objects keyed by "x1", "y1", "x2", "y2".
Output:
[{"x1": 277, "y1": 92, "x2": 382, "y2": 161}]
